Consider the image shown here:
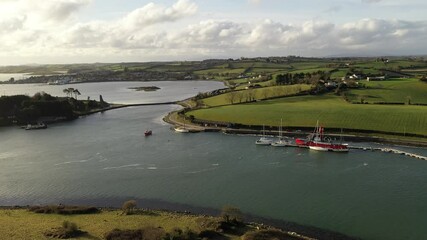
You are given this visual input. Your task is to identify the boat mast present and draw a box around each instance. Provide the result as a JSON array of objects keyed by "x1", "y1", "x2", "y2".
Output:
[{"x1": 280, "y1": 118, "x2": 283, "y2": 138}]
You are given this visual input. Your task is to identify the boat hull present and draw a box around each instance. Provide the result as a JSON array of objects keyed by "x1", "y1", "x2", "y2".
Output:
[
  {"x1": 174, "y1": 127, "x2": 189, "y2": 133},
  {"x1": 271, "y1": 140, "x2": 292, "y2": 147},
  {"x1": 308, "y1": 142, "x2": 348, "y2": 152},
  {"x1": 255, "y1": 140, "x2": 273, "y2": 145}
]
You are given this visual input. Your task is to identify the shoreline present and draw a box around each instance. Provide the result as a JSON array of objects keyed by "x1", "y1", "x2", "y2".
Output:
[
  {"x1": 162, "y1": 102, "x2": 427, "y2": 148},
  {"x1": 0, "y1": 198, "x2": 360, "y2": 240}
]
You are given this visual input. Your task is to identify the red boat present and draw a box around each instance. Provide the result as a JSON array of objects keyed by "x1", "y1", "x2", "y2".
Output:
[
  {"x1": 296, "y1": 123, "x2": 348, "y2": 152},
  {"x1": 144, "y1": 130, "x2": 152, "y2": 136}
]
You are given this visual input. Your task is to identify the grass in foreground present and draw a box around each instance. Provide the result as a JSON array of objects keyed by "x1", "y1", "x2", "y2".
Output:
[
  {"x1": 0, "y1": 207, "x2": 309, "y2": 240},
  {"x1": 0, "y1": 209, "x2": 207, "y2": 240},
  {"x1": 189, "y1": 94, "x2": 427, "y2": 136}
]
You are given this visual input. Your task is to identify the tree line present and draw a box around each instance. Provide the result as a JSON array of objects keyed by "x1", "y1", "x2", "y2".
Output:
[
  {"x1": 275, "y1": 71, "x2": 330, "y2": 85},
  {"x1": 0, "y1": 90, "x2": 105, "y2": 125}
]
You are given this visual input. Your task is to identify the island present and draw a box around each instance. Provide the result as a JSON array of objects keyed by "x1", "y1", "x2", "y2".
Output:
[{"x1": 129, "y1": 86, "x2": 161, "y2": 92}]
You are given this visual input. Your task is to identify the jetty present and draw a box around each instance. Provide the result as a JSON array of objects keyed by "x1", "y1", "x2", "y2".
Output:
[{"x1": 349, "y1": 146, "x2": 427, "y2": 161}]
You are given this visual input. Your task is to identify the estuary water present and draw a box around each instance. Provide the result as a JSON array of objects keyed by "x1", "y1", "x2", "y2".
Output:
[
  {"x1": 0, "y1": 81, "x2": 225, "y2": 104},
  {"x1": 0, "y1": 81, "x2": 426, "y2": 240}
]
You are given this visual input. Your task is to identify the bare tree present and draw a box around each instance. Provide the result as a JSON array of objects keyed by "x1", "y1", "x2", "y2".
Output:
[
  {"x1": 122, "y1": 200, "x2": 137, "y2": 215},
  {"x1": 225, "y1": 91, "x2": 237, "y2": 104},
  {"x1": 245, "y1": 90, "x2": 256, "y2": 102},
  {"x1": 221, "y1": 205, "x2": 243, "y2": 223},
  {"x1": 236, "y1": 91, "x2": 244, "y2": 103},
  {"x1": 73, "y1": 89, "x2": 81, "y2": 100},
  {"x1": 262, "y1": 88, "x2": 271, "y2": 100}
]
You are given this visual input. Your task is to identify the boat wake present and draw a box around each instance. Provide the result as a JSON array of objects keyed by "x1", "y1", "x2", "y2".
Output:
[
  {"x1": 103, "y1": 164, "x2": 141, "y2": 170},
  {"x1": 185, "y1": 167, "x2": 218, "y2": 174},
  {"x1": 54, "y1": 160, "x2": 88, "y2": 166},
  {"x1": 343, "y1": 163, "x2": 369, "y2": 172}
]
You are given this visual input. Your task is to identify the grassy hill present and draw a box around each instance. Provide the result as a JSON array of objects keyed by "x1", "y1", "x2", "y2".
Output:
[
  {"x1": 189, "y1": 94, "x2": 427, "y2": 136},
  {"x1": 201, "y1": 84, "x2": 312, "y2": 107},
  {"x1": 346, "y1": 78, "x2": 427, "y2": 104}
]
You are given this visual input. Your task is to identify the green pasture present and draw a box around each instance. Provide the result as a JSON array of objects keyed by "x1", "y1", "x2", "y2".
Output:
[
  {"x1": 201, "y1": 84, "x2": 312, "y2": 107},
  {"x1": 145, "y1": 64, "x2": 194, "y2": 72},
  {"x1": 190, "y1": 94, "x2": 427, "y2": 135},
  {"x1": 330, "y1": 69, "x2": 348, "y2": 78},
  {"x1": 233, "y1": 79, "x2": 276, "y2": 90},
  {"x1": 355, "y1": 68, "x2": 382, "y2": 75},
  {"x1": 247, "y1": 68, "x2": 284, "y2": 74},
  {"x1": 289, "y1": 61, "x2": 330, "y2": 70},
  {"x1": 289, "y1": 67, "x2": 335, "y2": 74},
  {"x1": 352, "y1": 60, "x2": 427, "y2": 70},
  {"x1": 0, "y1": 209, "x2": 206, "y2": 240},
  {"x1": 194, "y1": 68, "x2": 246, "y2": 75},
  {"x1": 251, "y1": 62, "x2": 293, "y2": 69},
  {"x1": 346, "y1": 78, "x2": 427, "y2": 104}
]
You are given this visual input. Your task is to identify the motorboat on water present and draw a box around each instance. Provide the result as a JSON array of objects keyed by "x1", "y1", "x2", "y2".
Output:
[
  {"x1": 144, "y1": 130, "x2": 152, "y2": 136},
  {"x1": 295, "y1": 122, "x2": 348, "y2": 152}
]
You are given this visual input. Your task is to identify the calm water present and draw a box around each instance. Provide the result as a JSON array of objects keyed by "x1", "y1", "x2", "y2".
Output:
[
  {"x1": 0, "y1": 81, "x2": 225, "y2": 104},
  {"x1": 0, "y1": 82, "x2": 426, "y2": 240},
  {"x1": 0, "y1": 73, "x2": 37, "y2": 82}
]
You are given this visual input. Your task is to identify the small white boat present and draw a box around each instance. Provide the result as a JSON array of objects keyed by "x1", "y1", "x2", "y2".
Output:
[
  {"x1": 25, "y1": 122, "x2": 47, "y2": 130},
  {"x1": 174, "y1": 126, "x2": 189, "y2": 133},
  {"x1": 256, "y1": 137, "x2": 274, "y2": 145},
  {"x1": 174, "y1": 120, "x2": 190, "y2": 133},
  {"x1": 271, "y1": 119, "x2": 291, "y2": 147},
  {"x1": 255, "y1": 125, "x2": 273, "y2": 145},
  {"x1": 271, "y1": 137, "x2": 292, "y2": 147}
]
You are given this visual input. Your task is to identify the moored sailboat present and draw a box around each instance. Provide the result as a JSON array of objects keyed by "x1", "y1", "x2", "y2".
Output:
[
  {"x1": 255, "y1": 125, "x2": 274, "y2": 145},
  {"x1": 271, "y1": 119, "x2": 292, "y2": 147}
]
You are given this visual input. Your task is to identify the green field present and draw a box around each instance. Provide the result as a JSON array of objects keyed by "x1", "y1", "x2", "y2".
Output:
[
  {"x1": 289, "y1": 67, "x2": 335, "y2": 74},
  {"x1": 0, "y1": 209, "x2": 204, "y2": 240},
  {"x1": 346, "y1": 78, "x2": 427, "y2": 104},
  {"x1": 194, "y1": 68, "x2": 246, "y2": 75},
  {"x1": 190, "y1": 94, "x2": 427, "y2": 135},
  {"x1": 0, "y1": 208, "x2": 306, "y2": 240},
  {"x1": 201, "y1": 84, "x2": 312, "y2": 107}
]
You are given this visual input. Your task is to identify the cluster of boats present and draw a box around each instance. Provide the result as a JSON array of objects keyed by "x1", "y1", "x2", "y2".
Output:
[
  {"x1": 255, "y1": 121, "x2": 293, "y2": 147},
  {"x1": 256, "y1": 122, "x2": 349, "y2": 152}
]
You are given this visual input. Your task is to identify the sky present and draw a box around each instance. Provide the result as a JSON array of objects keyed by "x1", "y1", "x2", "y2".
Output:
[{"x1": 0, "y1": 0, "x2": 426, "y2": 65}]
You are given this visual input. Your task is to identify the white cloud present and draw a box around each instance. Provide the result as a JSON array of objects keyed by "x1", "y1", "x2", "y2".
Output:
[
  {"x1": 0, "y1": 0, "x2": 427, "y2": 64},
  {"x1": 121, "y1": 0, "x2": 197, "y2": 30},
  {"x1": 248, "y1": 0, "x2": 262, "y2": 4},
  {"x1": 361, "y1": 0, "x2": 382, "y2": 3}
]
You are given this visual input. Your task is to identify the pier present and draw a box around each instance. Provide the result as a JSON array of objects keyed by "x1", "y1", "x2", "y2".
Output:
[{"x1": 349, "y1": 146, "x2": 427, "y2": 161}]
